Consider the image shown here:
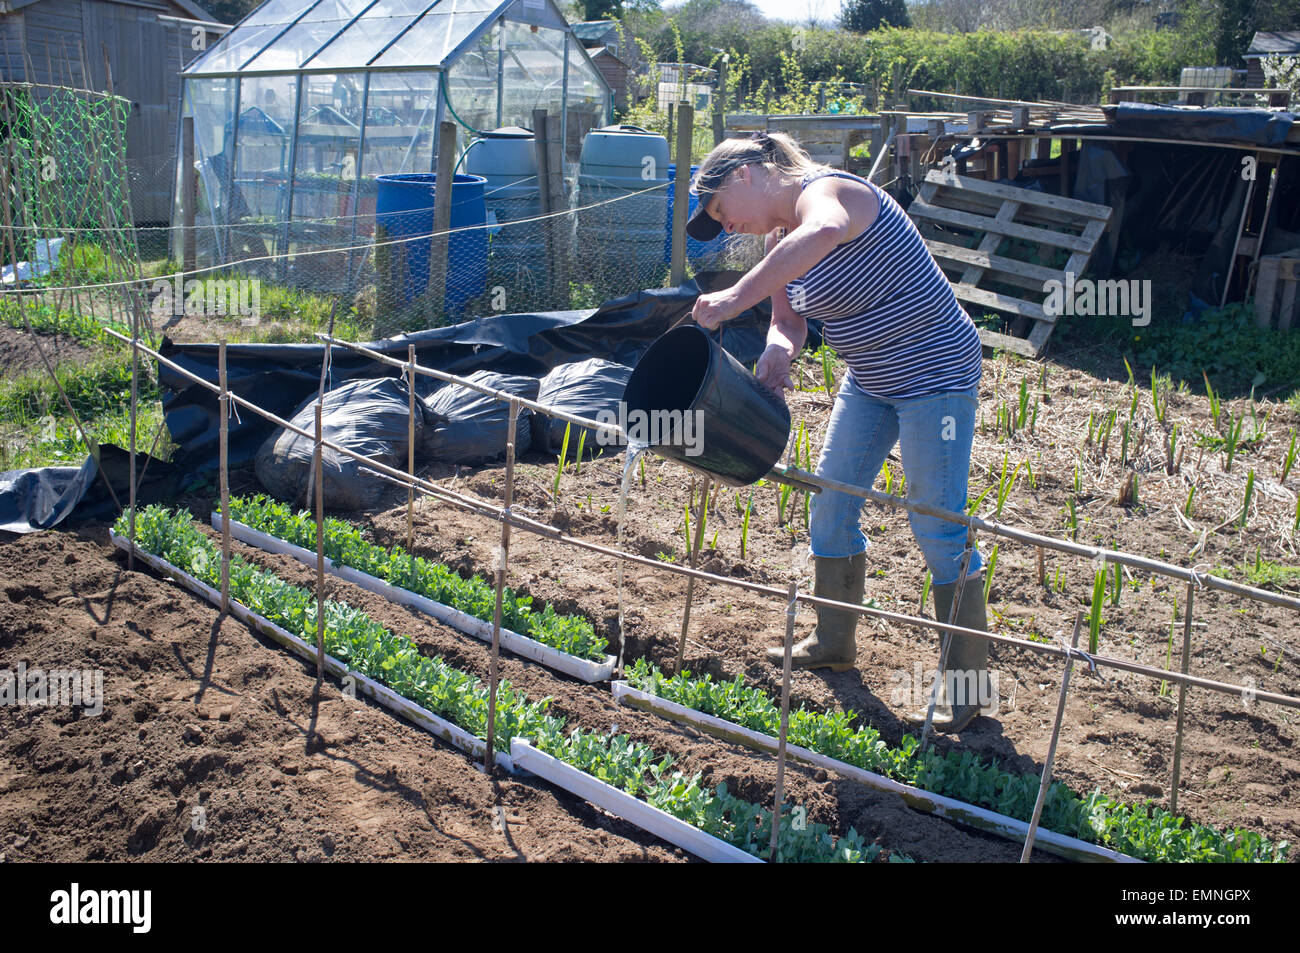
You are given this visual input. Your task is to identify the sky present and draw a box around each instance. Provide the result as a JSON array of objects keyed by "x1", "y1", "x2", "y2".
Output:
[{"x1": 745, "y1": 0, "x2": 844, "y2": 26}]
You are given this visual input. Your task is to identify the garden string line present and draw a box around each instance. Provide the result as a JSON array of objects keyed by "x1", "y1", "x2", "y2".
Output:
[{"x1": 113, "y1": 326, "x2": 1300, "y2": 712}]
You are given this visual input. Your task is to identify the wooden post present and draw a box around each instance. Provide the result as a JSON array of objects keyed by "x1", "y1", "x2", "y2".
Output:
[
  {"x1": 407, "y1": 344, "x2": 417, "y2": 550},
  {"x1": 1169, "y1": 581, "x2": 1195, "y2": 814},
  {"x1": 485, "y1": 398, "x2": 519, "y2": 774},
  {"x1": 545, "y1": 113, "x2": 568, "y2": 303},
  {"x1": 314, "y1": 402, "x2": 326, "y2": 686},
  {"x1": 670, "y1": 103, "x2": 694, "y2": 286},
  {"x1": 182, "y1": 115, "x2": 196, "y2": 278},
  {"x1": 1021, "y1": 612, "x2": 1083, "y2": 862},
  {"x1": 675, "y1": 474, "x2": 711, "y2": 673},
  {"x1": 219, "y1": 339, "x2": 230, "y2": 614},
  {"x1": 712, "y1": 57, "x2": 726, "y2": 146},
  {"x1": 1059, "y1": 138, "x2": 1075, "y2": 197},
  {"x1": 427, "y1": 120, "x2": 456, "y2": 326},
  {"x1": 128, "y1": 267, "x2": 138, "y2": 573},
  {"x1": 769, "y1": 581, "x2": 798, "y2": 863},
  {"x1": 532, "y1": 109, "x2": 557, "y2": 302}
]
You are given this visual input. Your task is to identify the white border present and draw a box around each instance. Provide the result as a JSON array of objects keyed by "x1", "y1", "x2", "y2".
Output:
[
  {"x1": 509, "y1": 738, "x2": 763, "y2": 863},
  {"x1": 211, "y1": 513, "x2": 617, "y2": 683},
  {"x1": 611, "y1": 681, "x2": 1143, "y2": 864}
]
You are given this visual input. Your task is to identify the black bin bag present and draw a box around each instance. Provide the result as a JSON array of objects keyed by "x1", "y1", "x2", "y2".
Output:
[
  {"x1": 255, "y1": 377, "x2": 425, "y2": 511},
  {"x1": 420, "y1": 371, "x2": 539, "y2": 464},
  {"x1": 535, "y1": 358, "x2": 632, "y2": 455}
]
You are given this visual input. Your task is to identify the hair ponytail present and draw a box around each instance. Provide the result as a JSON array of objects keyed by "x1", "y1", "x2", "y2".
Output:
[{"x1": 692, "y1": 129, "x2": 830, "y2": 195}]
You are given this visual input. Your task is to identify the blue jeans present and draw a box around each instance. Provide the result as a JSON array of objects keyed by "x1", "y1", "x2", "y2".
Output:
[{"x1": 809, "y1": 374, "x2": 983, "y2": 587}]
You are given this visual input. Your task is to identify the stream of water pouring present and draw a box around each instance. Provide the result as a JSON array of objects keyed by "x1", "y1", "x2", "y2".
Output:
[{"x1": 615, "y1": 441, "x2": 650, "y2": 672}]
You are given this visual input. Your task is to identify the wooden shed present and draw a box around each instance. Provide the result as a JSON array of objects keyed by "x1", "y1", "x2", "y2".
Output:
[
  {"x1": 0, "y1": 0, "x2": 226, "y2": 224},
  {"x1": 1244, "y1": 30, "x2": 1300, "y2": 89},
  {"x1": 572, "y1": 20, "x2": 634, "y2": 112}
]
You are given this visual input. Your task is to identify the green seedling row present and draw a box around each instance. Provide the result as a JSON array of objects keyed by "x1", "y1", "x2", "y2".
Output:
[
  {"x1": 227, "y1": 494, "x2": 608, "y2": 661},
  {"x1": 625, "y1": 660, "x2": 1287, "y2": 863},
  {"x1": 117, "y1": 504, "x2": 896, "y2": 863}
]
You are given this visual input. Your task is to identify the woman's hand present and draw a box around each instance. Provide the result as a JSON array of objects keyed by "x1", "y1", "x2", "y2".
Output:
[
  {"x1": 692, "y1": 289, "x2": 743, "y2": 330},
  {"x1": 756, "y1": 343, "x2": 794, "y2": 394}
]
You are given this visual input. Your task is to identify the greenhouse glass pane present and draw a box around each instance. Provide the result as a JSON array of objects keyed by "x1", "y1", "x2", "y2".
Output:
[
  {"x1": 310, "y1": 0, "x2": 439, "y2": 69},
  {"x1": 283, "y1": 72, "x2": 367, "y2": 289},
  {"x1": 370, "y1": 0, "x2": 503, "y2": 68},
  {"x1": 241, "y1": 0, "x2": 378, "y2": 71},
  {"x1": 181, "y1": 77, "x2": 237, "y2": 265},
  {"x1": 564, "y1": 38, "x2": 610, "y2": 160},
  {"x1": 188, "y1": 22, "x2": 291, "y2": 74},
  {"x1": 494, "y1": 22, "x2": 565, "y2": 130},
  {"x1": 232, "y1": 76, "x2": 300, "y2": 223},
  {"x1": 360, "y1": 71, "x2": 438, "y2": 179},
  {"x1": 243, "y1": 0, "x2": 319, "y2": 28}
]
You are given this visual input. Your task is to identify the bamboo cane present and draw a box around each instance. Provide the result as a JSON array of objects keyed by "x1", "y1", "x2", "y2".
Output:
[
  {"x1": 769, "y1": 581, "x2": 798, "y2": 863},
  {"x1": 1021, "y1": 612, "x2": 1083, "y2": 862},
  {"x1": 218, "y1": 339, "x2": 230, "y2": 614},
  {"x1": 407, "y1": 343, "x2": 416, "y2": 551},
  {"x1": 485, "y1": 398, "x2": 519, "y2": 774},
  {"x1": 1170, "y1": 581, "x2": 1195, "y2": 814},
  {"x1": 314, "y1": 402, "x2": 326, "y2": 688}
]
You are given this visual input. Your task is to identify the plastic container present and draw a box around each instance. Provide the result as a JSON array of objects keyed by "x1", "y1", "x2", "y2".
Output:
[
  {"x1": 462, "y1": 127, "x2": 550, "y2": 289},
  {"x1": 374, "y1": 172, "x2": 488, "y2": 309},
  {"x1": 663, "y1": 163, "x2": 726, "y2": 263},
  {"x1": 622, "y1": 325, "x2": 791, "y2": 486},
  {"x1": 577, "y1": 125, "x2": 669, "y2": 283}
]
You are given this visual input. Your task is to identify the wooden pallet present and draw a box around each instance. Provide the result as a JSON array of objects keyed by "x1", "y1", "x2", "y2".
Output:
[{"x1": 907, "y1": 169, "x2": 1114, "y2": 357}]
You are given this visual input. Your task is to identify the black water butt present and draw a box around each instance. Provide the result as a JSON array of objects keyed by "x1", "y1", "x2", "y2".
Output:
[{"x1": 622, "y1": 325, "x2": 791, "y2": 486}]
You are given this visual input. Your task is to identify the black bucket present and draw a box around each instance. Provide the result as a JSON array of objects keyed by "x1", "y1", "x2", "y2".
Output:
[{"x1": 622, "y1": 325, "x2": 791, "y2": 486}]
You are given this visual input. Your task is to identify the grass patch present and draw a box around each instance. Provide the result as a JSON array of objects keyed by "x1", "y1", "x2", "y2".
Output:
[
  {"x1": 0, "y1": 353, "x2": 169, "y2": 468},
  {"x1": 1235, "y1": 559, "x2": 1300, "y2": 594},
  {"x1": 0, "y1": 297, "x2": 128, "y2": 345}
]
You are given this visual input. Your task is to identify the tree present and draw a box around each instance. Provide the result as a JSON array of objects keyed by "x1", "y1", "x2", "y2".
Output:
[
  {"x1": 576, "y1": 0, "x2": 662, "y2": 19},
  {"x1": 839, "y1": 0, "x2": 910, "y2": 32}
]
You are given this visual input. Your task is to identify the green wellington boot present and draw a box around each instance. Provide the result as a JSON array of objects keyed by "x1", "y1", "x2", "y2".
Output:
[
  {"x1": 905, "y1": 571, "x2": 991, "y2": 733},
  {"x1": 766, "y1": 552, "x2": 867, "y2": 672}
]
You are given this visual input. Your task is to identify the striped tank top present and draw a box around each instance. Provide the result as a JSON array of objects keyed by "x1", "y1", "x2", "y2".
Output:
[{"x1": 786, "y1": 170, "x2": 982, "y2": 399}]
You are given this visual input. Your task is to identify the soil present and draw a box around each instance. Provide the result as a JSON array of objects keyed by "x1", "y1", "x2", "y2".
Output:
[
  {"x1": 2, "y1": 344, "x2": 1298, "y2": 862},
  {"x1": 0, "y1": 324, "x2": 98, "y2": 379}
]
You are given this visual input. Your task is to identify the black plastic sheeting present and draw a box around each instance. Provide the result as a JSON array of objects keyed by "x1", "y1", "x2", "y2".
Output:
[
  {"x1": 420, "y1": 371, "x2": 538, "y2": 465},
  {"x1": 0, "y1": 446, "x2": 181, "y2": 535},
  {"x1": 534, "y1": 358, "x2": 632, "y2": 454},
  {"x1": 1052, "y1": 103, "x2": 1295, "y2": 148},
  {"x1": 255, "y1": 377, "x2": 427, "y2": 512},
  {"x1": 0, "y1": 273, "x2": 822, "y2": 531},
  {"x1": 157, "y1": 272, "x2": 811, "y2": 475}
]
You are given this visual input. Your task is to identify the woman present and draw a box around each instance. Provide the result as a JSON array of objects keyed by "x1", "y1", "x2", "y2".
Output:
[{"x1": 686, "y1": 131, "x2": 990, "y2": 732}]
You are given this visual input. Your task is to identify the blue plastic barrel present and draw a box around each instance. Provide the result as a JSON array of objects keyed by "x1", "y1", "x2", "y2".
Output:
[
  {"x1": 374, "y1": 172, "x2": 487, "y2": 309},
  {"x1": 577, "y1": 125, "x2": 669, "y2": 282},
  {"x1": 463, "y1": 128, "x2": 550, "y2": 290},
  {"x1": 664, "y1": 163, "x2": 727, "y2": 263}
]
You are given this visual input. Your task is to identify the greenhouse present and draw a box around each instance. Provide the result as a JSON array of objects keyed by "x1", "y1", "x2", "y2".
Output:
[{"x1": 172, "y1": 0, "x2": 613, "y2": 292}]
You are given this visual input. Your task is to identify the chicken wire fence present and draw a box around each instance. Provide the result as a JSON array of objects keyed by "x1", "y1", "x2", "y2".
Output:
[
  {"x1": 5, "y1": 144, "x2": 763, "y2": 340},
  {"x1": 0, "y1": 81, "x2": 147, "y2": 327}
]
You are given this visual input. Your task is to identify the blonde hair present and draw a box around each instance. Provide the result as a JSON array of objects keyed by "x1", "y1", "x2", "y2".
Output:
[{"x1": 692, "y1": 131, "x2": 830, "y2": 196}]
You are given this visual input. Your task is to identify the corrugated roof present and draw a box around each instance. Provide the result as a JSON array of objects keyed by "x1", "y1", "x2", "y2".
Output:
[
  {"x1": 572, "y1": 20, "x2": 616, "y2": 41},
  {"x1": 1245, "y1": 31, "x2": 1300, "y2": 56}
]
